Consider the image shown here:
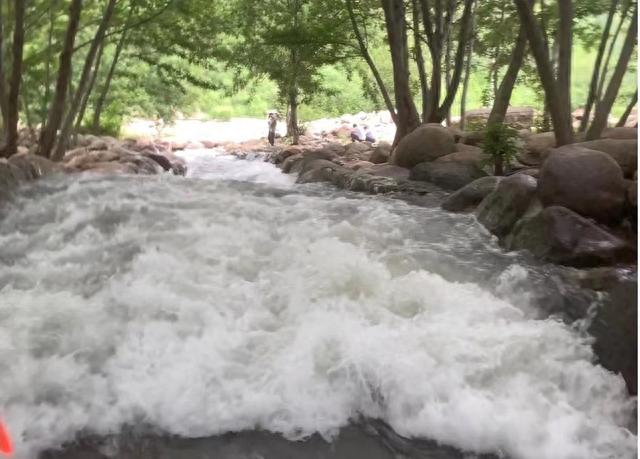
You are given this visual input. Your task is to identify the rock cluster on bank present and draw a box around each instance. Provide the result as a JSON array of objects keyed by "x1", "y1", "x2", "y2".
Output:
[{"x1": 269, "y1": 125, "x2": 637, "y2": 269}]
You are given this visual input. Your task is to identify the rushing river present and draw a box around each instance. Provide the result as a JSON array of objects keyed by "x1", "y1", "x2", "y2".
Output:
[{"x1": 0, "y1": 149, "x2": 636, "y2": 459}]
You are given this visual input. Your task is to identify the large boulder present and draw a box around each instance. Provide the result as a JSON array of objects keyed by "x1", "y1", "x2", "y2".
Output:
[
  {"x1": 0, "y1": 160, "x2": 19, "y2": 197},
  {"x1": 8, "y1": 154, "x2": 59, "y2": 180},
  {"x1": 362, "y1": 163, "x2": 410, "y2": 180},
  {"x1": 344, "y1": 142, "x2": 373, "y2": 161},
  {"x1": 281, "y1": 154, "x2": 304, "y2": 174},
  {"x1": 391, "y1": 124, "x2": 455, "y2": 167},
  {"x1": 476, "y1": 174, "x2": 538, "y2": 237},
  {"x1": 507, "y1": 206, "x2": 635, "y2": 267},
  {"x1": 370, "y1": 142, "x2": 392, "y2": 164},
  {"x1": 519, "y1": 131, "x2": 556, "y2": 165},
  {"x1": 435, "y1": 144, "x2": 484, "y2": 166},
  {"x1": 601, "y1": 127, "x2": 637, "y2": 140},
  {"x1": 410, "y1": 161, "x2": 487, "y2": 191},
  {"x1": 539, "y1": 146, "x2": 626, "y2": 223},
  {"x1": 571, "y1": 139, "x2": 637, "y2": 178},
  {"x1": 441, "y1": 176, "x2": 501, "y2": 212}
]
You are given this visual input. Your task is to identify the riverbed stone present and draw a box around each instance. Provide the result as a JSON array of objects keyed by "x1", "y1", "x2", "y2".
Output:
[
  {"x1": 370, "y1": 142, "x2": 392, "y2": 164},
  {"x1": 391, "y1": 124, "x2": 455, "y2": 168},
  {"x1": 571, "y1": 139, "x2": 637, "y2": 178},
  {"x1": 441, "y1": 176, "x2": 501, "y2": 212},
  {"x1": 539, "y1": 146, "x2": 626, "y2": 223},
  {"x1": 507, "y1": 206, "x2": 635, "y2": 267},
  {"x1": 410, "y1": 161, "x2": 487, "y2": 191},
  {"x1": 9, "y1": 154, "x2": 59, "y2": 180},
  {"x1": 476, "y1": 174, "x2": 538, "y2": 237},
  {"x1": 519, "y1": 131, "x2": 556, "y2": 165},
  {"x1": 282, "y1": 154, "x2": 304, "y2": 173},
  {"x1": 363, "y1": 163, "x2": 410, "y2": 180},
  {"x1": 601, "y1": 126, "x2": 637, "y2": 140}
]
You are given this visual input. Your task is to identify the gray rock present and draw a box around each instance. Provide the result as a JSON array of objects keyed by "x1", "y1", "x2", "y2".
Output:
[
  {"x1": 363, "y1": 163, "x2": 410, "y2": 180},
  {"x1": 507, "y1": 206, "x2": 635, "y2": 267},
  {"x1": 370, "y1": 142, "x2": 392, "y2": 164},
  {"x1": 441, "y1": 176, "x2": 501, "y2": 212},
  {"x1": 391, "y1": 124, "x2": 455, "y2": 168},
  {"x1": 410, "y1": 161, "x2": 487, "y2": 191},
  {"x1": 476, "y1": 174, "x2": 538, "y2": 237},
  {"x1": 572, "y1": 139, "x2": 637, "y2": 178},
  {"x1": 539, "y1": 146, "x2": 626, "y2": 223},
  {"x1": 601, "y1": 127, "x2": 637, "y2": 140}
]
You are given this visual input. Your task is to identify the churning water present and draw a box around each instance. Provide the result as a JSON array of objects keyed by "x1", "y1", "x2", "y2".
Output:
[{"x1": 0, "y1": 150, "x2": 636, "y2": 458}]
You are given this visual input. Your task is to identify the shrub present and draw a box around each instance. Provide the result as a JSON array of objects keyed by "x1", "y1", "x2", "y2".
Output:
[{"x1": 482, "y1": 122, "x2": 520, "y2": 176}]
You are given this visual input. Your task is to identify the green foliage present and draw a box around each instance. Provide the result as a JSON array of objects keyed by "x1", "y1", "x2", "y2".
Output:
[{"x1": 481, "y1": 122, "x2": 520, "y2": 176}]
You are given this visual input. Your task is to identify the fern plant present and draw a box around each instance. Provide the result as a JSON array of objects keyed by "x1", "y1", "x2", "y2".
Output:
[{"x1": 481, "y1": 122, "x2": 520, "y2": 176}]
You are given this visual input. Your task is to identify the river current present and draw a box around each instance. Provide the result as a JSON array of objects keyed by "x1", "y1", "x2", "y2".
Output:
[{"x1": 0, "y1": 149, "x2": 636, "y2": 458}]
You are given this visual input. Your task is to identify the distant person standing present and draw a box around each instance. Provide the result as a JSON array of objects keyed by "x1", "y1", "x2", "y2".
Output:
[
  {"x1": 364, "y1": 125, "x2": 376, "y2": 143},
  {"x1": 350, "y1": 123, "x2": 365, "y2": 142},
  {"x1": 267, "y1": 112, "x2": 278, "y2": 146}
]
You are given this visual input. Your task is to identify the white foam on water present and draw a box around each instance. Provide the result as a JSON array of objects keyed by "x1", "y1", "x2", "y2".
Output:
[{"x1": 0, "y1": 154, "x2": 636, "y2": 459}]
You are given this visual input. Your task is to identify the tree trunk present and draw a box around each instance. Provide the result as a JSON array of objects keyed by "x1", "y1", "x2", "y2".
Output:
[
  {"x1": 596, "y1": 1, "x2": 632, "y2": 104},
  {"x1": 579, "y1": 0, "x2": 618, "y2": 132},
  {"x1": 420, "y1": 0, "x2": 441, "y2": 120},
  {"x1": 75, "y1": 37, "x2": 107, "y2": 136},
  {"x1": 514, "y1": 0, "x2": 573, "y2": 145},
  {"x1": 382, "y1": 0, "x2": 420, "y2": 145},
  {"x1": 411, "y1": 0, "x2": 428, "y2": 123},
  {"x1": 556, "y1": 0, "x2": 572, "y2": 123},
  {"x1": 616, "y1": 89, "x2": 637, "y2": 127},
  {"x1": 459, "y1": 2, "x2": 477, "y2": 131},
  {"x1": 459, "y1": 42, "x2": 473, "y2": 131},
  {"x1": 0, "y1": 0, "x2": 9, "y2": 131},
  {"x1": 41, "y1": 2, "x2": 57, "y2": 125},
  {"x1": 488, "y1": 25, "x2": 528, "y2": 125},
  {"x1": 288, "y1": 89, "x2": 299, "y2": 145},
  {"x1": 52, "y1": 0, "x2": 117, "y2": 161},
  {"x1": 92, "y1": 14, "x2": 131, "y2": 132},
  {"x1": 37, "y1": 0, "x2": 83, "y2": 158},
  {"x1": 346, "y1": 0, "x2": 397, "y2": 124},
  {"x1": 2, "y1": 0, "x2": 26, "y2": 158},
  {"x1": 586, "y1": 6, "x2": 637, "y2": 140}
]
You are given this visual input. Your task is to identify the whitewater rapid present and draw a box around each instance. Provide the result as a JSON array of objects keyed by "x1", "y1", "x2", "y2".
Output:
[{"x1": 0, "y1": 150, "x2": 636, "y2": 458}]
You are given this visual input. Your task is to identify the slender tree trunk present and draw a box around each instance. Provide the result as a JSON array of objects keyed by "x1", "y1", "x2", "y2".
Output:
[
  {"x1": 92, "y1": 16, "x2": 131, "y2": 131},
  {"x1": 420, "y1": 0, "x2": 442, "y2": 120},
  {"x1": 53, "y1": 0, "x2": 117, "y2": 161},
  {"x1": 557, "y1": 0, "x2": 572, "y2": 123},
  {"x1": 0, "y1": 0, "x2": 8, "y2": 130},
  {"x1": 382, "y1": 0, "x2": 420, "y2": 145},
  {"x1": 579, "y1": 0, "x2": 618, "y2": 132},
  {"x1": 445, "y1": 23, "x2": 452, "y2": 126},
  {"x1": 432, "y1": 0, "x2": 474, "y2": 122},
  {"x1": 616, "y1": 89, "x2": 637, "y2": 127},
  {"x1": 596, "y1": 1, "x2": 632, "y2": 104},
  {"x1": 411, "y1": 0, "x2": 428, "y2": 123},
  {"x1": 75, "y1": 37, "x2": 107, "y2": 137},
  {"x1": 346, "y1": 0, "x2": 397, "y2": 124},
  {"x1": 2, "y1": 0, "x2": 26, "y2": 158},
  {"x1": 288, "y1": 89, "x2": 299, "y2": 145},
  {"x1": 37, "y1": 0, "x2": 83, "y2": 158},
  {"x1": 587, "y1": 6, "x2": 637, "y2": 140},
  {"x1": 514, "y1": 0, "x2": 573, "y2": 145},
  {"x1": 489, "y1": 25, "x2": 528, "y2": 124},
  {"x1": 41, "y1": 2, "x2": 56, "y2": 125},
  {"x1": 459, "y1": 3, "x2": 477, "y2": 131}
]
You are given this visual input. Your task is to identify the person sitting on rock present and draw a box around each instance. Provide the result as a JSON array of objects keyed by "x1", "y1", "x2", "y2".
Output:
[
  {"x1": 267, "y1": 112, "x2": 278, "y2": 146},
  {"x1": 350, "y1": 124, "x2": 364, "y2": 142},
  {"x1": 364, "y1": 125, "x2": 376, "y2": 143}
]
